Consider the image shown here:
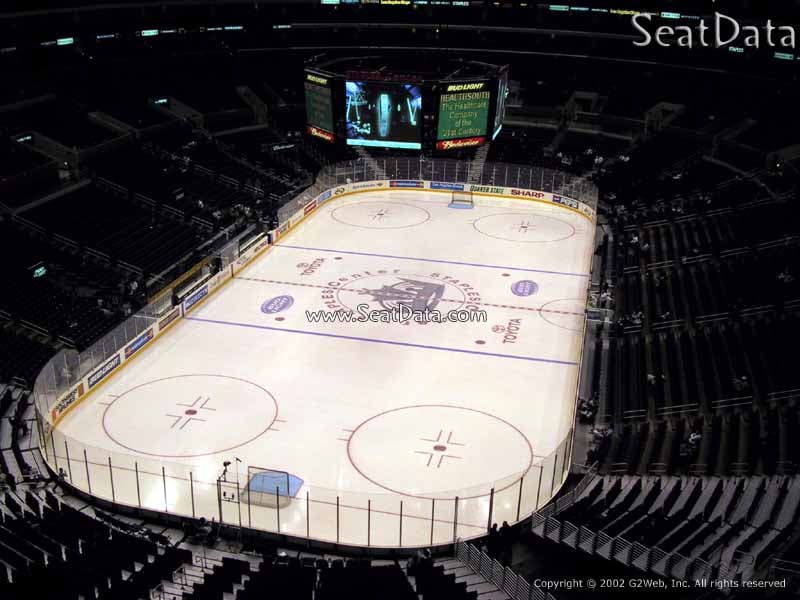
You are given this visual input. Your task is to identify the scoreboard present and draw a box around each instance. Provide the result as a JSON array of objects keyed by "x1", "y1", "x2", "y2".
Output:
[
  {"x1": 304, "y1": 70, "x2": 335, "y2": 142},
  {"x1": 436, "y1": 81, "x2": 491, "y2": 150},
  {"x1": 302, "y1": 60, "x2": 509, "y2": 152}
]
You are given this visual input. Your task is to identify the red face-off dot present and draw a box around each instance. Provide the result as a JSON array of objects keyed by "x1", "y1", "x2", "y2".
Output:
[
  {"x1": 334, "y1": 256, "x2": 343, "y2": 260},
  {"x1": 502, "y1": 273, "x2": 510, "y2": 277},
  {"x1": 275, "y1": 317, "x2": 285, "y2": 321},
  {"x1": 184, "y1": 409, "x2": 197, "y2": 415},
  {"x1": 433, "y1": 445, "x2": 447, "y2": 452},
  {"x1": 475, "y1": 340, "x2": 486, "y2": 345}
]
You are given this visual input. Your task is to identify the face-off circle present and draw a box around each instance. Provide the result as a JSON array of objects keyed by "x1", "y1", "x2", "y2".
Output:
[
  {"x1": 539, "y1": 298, "x2": 586, "y2": 332},
  {"x1": 472, "y1": 212, "x2": 576, "y2": 243},
  {"x1": 102, "y1": 374, "x2": 278, "y2": 458},
  {"x1": 347, "y1": 405, "x2": 533, "y2": 499},
  {"x1": 331, "y1": 201, "x2": 431, "y2": 229}
]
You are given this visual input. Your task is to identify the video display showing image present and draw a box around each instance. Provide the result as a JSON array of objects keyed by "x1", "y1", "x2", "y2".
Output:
[
  {"x1": 345, "y1": 81, "x2": 422, "y2": 150},
  {"x1": 492, "y1": 72, "x2": 509, "y2": 140}
]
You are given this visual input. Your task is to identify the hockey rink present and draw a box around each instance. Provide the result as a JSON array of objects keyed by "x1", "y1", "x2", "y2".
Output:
[{"x1": 49, "y1": 189, "x2": 596, "y2": 547}]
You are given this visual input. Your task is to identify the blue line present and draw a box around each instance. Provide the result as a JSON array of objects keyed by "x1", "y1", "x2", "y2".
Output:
[
  {"x1": 186, "y1": 316, "x2": 578, "y2": 366},
  {"x1": 274, "y1": 244, "x2": 589, "y2": 278}
]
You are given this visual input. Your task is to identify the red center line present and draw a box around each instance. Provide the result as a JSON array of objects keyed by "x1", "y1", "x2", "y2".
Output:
[{"x1": 237, "y1": 276, "x2": 584, "y2": 317}]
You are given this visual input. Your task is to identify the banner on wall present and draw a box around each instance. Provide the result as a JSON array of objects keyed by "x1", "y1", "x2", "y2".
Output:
[
  {"x1": 88, "y1": 354, "x2": 121, "y2": 389},
  {"x1": 124, "y1": 328, "x2": 154, "y2": 359},
  {"x1": 184, "y1": 285, "x2": 209, "y2": 311},
  {"x1": 351, "y1": 181, "x2": 387, "y2": 191},
  {"x1": 469, "y1": 184, "x2": 506, "y2": 195},
  {"x1": 430, "y1": 181, "x2": 465, "y2": 191},
  {"x1": 510, "y1": 188, "x2": 551, "y2": 201},
  {"x1": 207, "y1": 269, "x2": 230, "y2": 294},
  {"x1": 552, "y1": 194, "x2": 580, "y2": 210},
  {"x1": 51, "y1": 382, "x2": 85, "y2": 421},
  {"x1": 158, "y1": 306, "x2": 181, "y2": 332},
  {"x1": 390, "y1": 180, "x2": 424, "y2": 189}
]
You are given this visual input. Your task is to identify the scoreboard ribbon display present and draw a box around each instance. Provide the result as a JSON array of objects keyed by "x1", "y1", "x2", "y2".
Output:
[
  {"x1": 436, "y1": 81, "x2": 491, "y2": 145},
  {"x1": 304, "y1": 70, "x2": 335, "y2": 142}
]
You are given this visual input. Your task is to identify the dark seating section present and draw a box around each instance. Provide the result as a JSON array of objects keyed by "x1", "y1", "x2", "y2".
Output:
[
  {"x1": 318, "y1": 560, "x2": 416, "y2": 600},
  {"x1": 93, "y1": 146, "x2": 254, "y2": 227},
  {"x1": 0, "y1": 141, "x2": 60, "y2": 210},
  {"x1": 0, "y1": 386, "x2": 27, "y2": 488},
  {"x1": 159, "y1": 134, "x2": 308, "y2": 205},
  {"x1": 25, "y1": 184, "x2": 203, "y2": 277},
  {"x1": 0, "y1": 221, "x2": 124, "y2": 348},
  {"x1": 411, "y1": 561, "x2": 477, "y2": 600},
  {"x1": 487, "y1": 126, "x2": 556, "y2": 166},
  {"x1": 184, "y1": 554, "x2": 417, "y2": 600},
  {"x1": 0, "y1": 101, "x2": 116, "y2": 149},
  {"x1": 0, "y1": 330, "x2": 52, "y2": 384},
  {"x1": 597, "y1": 131, "x2": 800, "y2": 479},
  {"x1": 548, "y1": 474, "x2": 800, "y2": 578},
  {"x1": 0, "y1": 490, "x2": 191, "y2": 600},
  {"x1": 217, "y1": 128, "x2": 312, "y2": 187}
]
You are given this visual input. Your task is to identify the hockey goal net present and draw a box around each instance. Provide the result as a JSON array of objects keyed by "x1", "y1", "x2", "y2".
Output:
[
  {"x1": 241, "y1": 468, "x2": 299, "y2": 509},
  {"x1": 449, "y1": 190, "x2": 474, "y2": 208}
]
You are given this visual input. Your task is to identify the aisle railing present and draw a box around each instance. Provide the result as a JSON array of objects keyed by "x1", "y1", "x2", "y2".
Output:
[{"x1": 454, "y1": 539, "x2": 557, "y2": 600}]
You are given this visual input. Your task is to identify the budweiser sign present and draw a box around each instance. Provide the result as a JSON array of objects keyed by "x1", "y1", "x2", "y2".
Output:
[
  {"x1": 436, "y1": 137, "x2": 486, "y2": 151},
  {"x1": 307, "y1": 126, "x2": 334, "y2": 143}
]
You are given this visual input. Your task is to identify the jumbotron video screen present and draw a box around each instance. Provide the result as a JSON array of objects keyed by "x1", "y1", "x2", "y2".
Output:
[{"x1": 345, "y1": 81, "x2": 423, "y2": 150}]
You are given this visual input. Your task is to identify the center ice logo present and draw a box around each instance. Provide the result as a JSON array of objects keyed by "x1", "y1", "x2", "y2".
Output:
[
  {"x1": 364, "y1": 278, "x2": 446, "y2": 312},
  {"x1": 320, "y1": 271, "x2": 483, "y2": 325}
]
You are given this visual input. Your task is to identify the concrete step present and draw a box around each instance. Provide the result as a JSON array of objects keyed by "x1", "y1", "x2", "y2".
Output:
[
  {"x1": 456, "y1": 572, "x2": 484, "y2": 586},
  {"x1": 451, "y1": 565, "x2": 474, "y2": 577},
  {"x1": 478, "y1": 590, "x2": 511, "y2": 600},
  {"x1": 467, "y1": 580, "x2": 499, "y2": 595},
  {"x1": 435, "y1": 558, "x2": 464, "y2": 571}
]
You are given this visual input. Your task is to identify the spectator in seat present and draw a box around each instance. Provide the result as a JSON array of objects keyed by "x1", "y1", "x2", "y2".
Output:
[
  {"x1": 487, "y1": 523, "x2": 500, "y2": 558},
  {"x1": 732, "y1": 376, "x2": 750, "y2": 393},
  {"x1": 689, "y1": 430, "x2": 702, "y2": 447},
  {"x1": 499, "y1": 521, "x2": 513, "y2": 566}
]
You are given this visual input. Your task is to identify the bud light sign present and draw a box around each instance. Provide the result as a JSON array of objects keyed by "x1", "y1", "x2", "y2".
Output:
[{"x1": 261, "y1": 295, "x2": 294, "y2": 314}]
